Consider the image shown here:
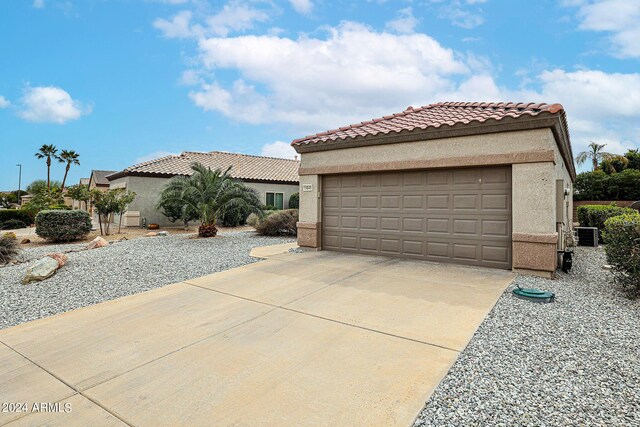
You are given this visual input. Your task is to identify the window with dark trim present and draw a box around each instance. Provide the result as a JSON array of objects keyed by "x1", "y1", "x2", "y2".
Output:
[{"x1": 266, "y1": 192, "x2": 284, "y2": 210}]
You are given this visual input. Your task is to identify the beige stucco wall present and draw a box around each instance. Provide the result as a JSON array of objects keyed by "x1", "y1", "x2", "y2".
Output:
[
  {"x1": 109, "y1": 176, "x2": 299, "y2": 227},
  {"x1": 296, "y1": 127, "x2": 575, "y2": 275}
]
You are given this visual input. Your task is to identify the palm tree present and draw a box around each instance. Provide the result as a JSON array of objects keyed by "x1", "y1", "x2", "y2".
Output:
[
  {"x1": 58, "y1": 150, "x2": 80, "y2": 192},
  {"x1": 34, "y1": 144, "x2": 59, "y2": 189},
  {"x1": 575, "y1": 142, "x2": 614, "y2": 171},
  {"x1": 158, "y1": 163, "x2": 263, "y2": 237}
]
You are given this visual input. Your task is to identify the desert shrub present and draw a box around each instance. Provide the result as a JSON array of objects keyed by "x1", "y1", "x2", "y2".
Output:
[
  {"x1": 0, "y1": 209, "x2": 33, "y2": 226},
  {"x1": 35, "y1": 210, "x2": 92, "y2": 242},
  {"x1": 603, "y1": 213, "x2": 640, "y2": 298},
  {"x1": 2, "y1": 232, "x2": 17, "y2": 240},
  {"x1": 0, "y1": 219, "x2": 27, "y2": 230},
  {"x1": 0, "y1": 235, "x2": 19, "y2": 264},
  {"x1": 577, "y1": 204, "x2": 636, "y2": 241},
  {"x1": 289, "y1": 192, "x2": 299, "y2": 209},
  {"x1": 255, "y1": 209, "x2": 298, "y2": 236},
  {"x1": 247, "y1": 213, "x2": 260, "y2": 227}
]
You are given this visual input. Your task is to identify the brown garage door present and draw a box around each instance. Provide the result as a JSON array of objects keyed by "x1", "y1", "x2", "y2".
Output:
[{"x1": 322, "y1": 167, "x2": 512, "y2": 269}]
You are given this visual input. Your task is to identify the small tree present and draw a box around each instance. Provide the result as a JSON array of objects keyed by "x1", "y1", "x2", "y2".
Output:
[
  {"x1": 115, "y1": 190, "x2": 136, "y2": 234},
  {"x1": 90, "y1": 189, "x2": 119, "y2": 235},
  {"x1": 67, "y1": 184, "x2": 91, "y2": 210}
]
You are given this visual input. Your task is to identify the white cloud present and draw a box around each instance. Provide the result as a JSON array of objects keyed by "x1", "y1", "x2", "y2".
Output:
[
  {"x1": 190, "y1": 21, "x2": 467, "y2": 130},
  {"x1": 154, "y1": 2, "x2": 270, "y2": 39},
  {"x1": 385, "y1": 7, "x2": 419, "y2": 34},
  {"x1": 261, "y1": 141, "x2": 298, "y2": 159},
  {"x1": 0, "y1": 96, "x2": 10, "y2": 109},
  {"x1": 33, "y1": 0, "x2": 45, "y2": 8},
  {"x1": 289, "y1": 0, "x2": 313, "y2": 15},
  {"x1": 134, "y1": 151, "x2": 179, "y2": 164},
  {"x1": 569, "y1": 0, "x2": 640, "y2": 58},
  {"x1": 18, "y1": 86, "x2": 90, "y2": 124},
  {"x1": 437, "y1": 0, "x2": 485, "y2": 29}
]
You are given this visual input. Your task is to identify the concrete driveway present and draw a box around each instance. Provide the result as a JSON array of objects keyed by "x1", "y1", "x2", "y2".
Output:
[{"x1": 0, "y1": 250, "x2": 514, "y2": 426}]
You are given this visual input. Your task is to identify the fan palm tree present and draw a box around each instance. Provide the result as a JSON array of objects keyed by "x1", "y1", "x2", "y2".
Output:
[
  {"x1": 158, "y1": 163, "x2": 263, "y2": 237},
  {"x1": 58, "y1": 150, "x2": 80, "y2": 192},
  {"x1": 34, "y1": 144, "x2": 59, "y2": 189},
  {"x1": 575, "y1": 142, "x2": 614, "y2": 171}
]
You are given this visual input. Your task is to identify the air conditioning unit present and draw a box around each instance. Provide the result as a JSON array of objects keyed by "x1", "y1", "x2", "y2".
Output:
[{"x1": 576, "y1": 227, "x2": 598, "y2": 247}]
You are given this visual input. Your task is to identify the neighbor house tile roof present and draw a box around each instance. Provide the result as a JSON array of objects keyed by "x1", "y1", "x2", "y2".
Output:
[
  {"x1": 108, "y1": 151, "x2": 300, "y2": 183},
  {"x1": 291, "y1": 102, "x2": 567, "y2": 146},
  {"x1": 79, "y1": 178, "x2": 89, "y2": 185},
  {"x1": 91, "y1": 170, "x2": 117, "y2": 186}
]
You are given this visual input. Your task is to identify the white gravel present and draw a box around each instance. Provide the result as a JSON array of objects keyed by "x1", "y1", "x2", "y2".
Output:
[
  {"x1": 414, "y1": 246, "x2": 640, "y2": 427},
  {"x1": 0, "y1": 231, "x2": 294, "y2": 330}
]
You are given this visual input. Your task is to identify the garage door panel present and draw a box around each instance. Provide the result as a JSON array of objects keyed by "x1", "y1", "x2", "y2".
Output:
[{"x1": 322, "y1": 167, "x2": 511, "y2": 269}]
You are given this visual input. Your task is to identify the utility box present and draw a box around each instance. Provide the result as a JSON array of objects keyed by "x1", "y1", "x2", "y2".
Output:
[{"x1": 576, "y1": 227, "x2": 598, "y2": 247}]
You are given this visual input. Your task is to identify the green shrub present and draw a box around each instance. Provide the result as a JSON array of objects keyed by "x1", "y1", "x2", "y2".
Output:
[
  {"x1": 219, "y1": 204, "x2": 252, "y2": 227},
  {"x1": 603, "y1": 213, "x2": 640, "y2": 298},
  {"x1": 577, "y1": 204, "x2": 636, "y2": 241},
  {"x1": 574, "y1": 169, "x2": 640, "y2": 201},
  {"x1": 0, "y1": 235, "x2": 19, "y2": 264},
  {"x1": 0, "y1": 219, "x2": 27, "y2": 230},
  {"x1": 35, "y1": 210, "x2": 92, "y2": 242},
  {"x1": 289, "y1": 192, "x2": 299, "y2": 209},
  {"x1": 255, "y1": 209, "x2": 298, "y2": 236},
  {"x1": 47, "y1": 204, "x2": 71, "y2": 210},
  {"x1": 0, "y1": 209, "x2": 33, "y2": 226}
]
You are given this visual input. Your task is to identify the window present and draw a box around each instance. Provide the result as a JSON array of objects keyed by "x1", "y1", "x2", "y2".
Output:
[{"x1": 266, "y1": 192, "x2": 284, "y2": 210}]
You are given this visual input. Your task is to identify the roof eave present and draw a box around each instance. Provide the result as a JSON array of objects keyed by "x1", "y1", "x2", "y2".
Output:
[{"x1": 293, "y1": 113, "x2": 576, "y2": 181}]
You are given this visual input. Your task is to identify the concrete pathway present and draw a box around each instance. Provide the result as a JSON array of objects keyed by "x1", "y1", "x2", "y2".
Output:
[{"x1": 0, "y1": 250, "x2": 514, "y2": 426}]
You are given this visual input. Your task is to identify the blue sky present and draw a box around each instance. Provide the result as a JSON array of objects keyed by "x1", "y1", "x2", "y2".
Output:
[{"x1": 1, "y1": 0, "x2": 639, "y2": 190}]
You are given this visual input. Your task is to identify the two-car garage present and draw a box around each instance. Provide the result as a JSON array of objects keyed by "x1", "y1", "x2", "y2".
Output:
[
  {"x1": 321, "y1": 167, "x2": 512, "y2": 269},
  {"x1": 293, "y1": 102, "x2": 576, "y2": 278}
]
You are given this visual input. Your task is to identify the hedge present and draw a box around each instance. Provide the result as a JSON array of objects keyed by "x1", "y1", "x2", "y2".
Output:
[
  {"x1": 574, "y1": 169, "x2": 640, "y2": 201},
  {"x1": 35, "y1": 210, "x2": 92, "y2": 242},
  {"x1": 577, "y1": 204, "x2": 637, "y2": 241},
  {"x1": 0, "y1": 209, "x2": 33, "y2": 227},
  {"x1": 289, "y1": 192, "x2": 299, "y2": 209},
  {"x1": 603, "y1": 213, "x2": 640, "y2": 298}
]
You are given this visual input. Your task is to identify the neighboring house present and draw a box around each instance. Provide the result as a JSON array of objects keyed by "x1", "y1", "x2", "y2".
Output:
[
  {"x1": 292, "y1": 102, "x2": 575, "y2": 279},
  {"x1": 106, "y1": 151, "x2": 300, "y2": 227},
  {"x1": 87, "y1": 170, "x2": 116, "y2": 216}
]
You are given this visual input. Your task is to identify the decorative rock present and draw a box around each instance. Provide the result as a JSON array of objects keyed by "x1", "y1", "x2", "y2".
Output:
[
  {"x1": 22, "y1": 257, "x2": 60, "y2": 284},
  {"x1": 46, "y1": 253, "x2": 68, "y2": 268},
  {"x1": 145, "y1": 232, "x2": 158, "y2": 237},
  {"x1": 602, "y1": 264, "x2": 612, "y2": 270},
  {"x1": 86, "y1": 236, "x2": 109, "y2": 249},
  {"x1": 20, "y1": 238, "x2": 30, "y2": 244},
  {"x1": 157, "y1": 231, "x2": 169, "y2": 237}
]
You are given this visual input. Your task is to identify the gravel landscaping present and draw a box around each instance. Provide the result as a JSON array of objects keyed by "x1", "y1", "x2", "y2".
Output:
[
  {"x1": 0, "y1": 231, "x2": 294, "y2": 330},
  {"x1": 414, "y1": 246, "x2": 640, "y2": 427}
]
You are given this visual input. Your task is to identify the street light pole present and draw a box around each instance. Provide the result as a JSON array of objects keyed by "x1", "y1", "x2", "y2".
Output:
[{"x1": 16, "y1": 164, "x2": 22, "y2": 206}]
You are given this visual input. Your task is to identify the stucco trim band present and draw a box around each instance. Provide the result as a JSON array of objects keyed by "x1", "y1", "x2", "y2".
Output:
[
  {"x1": 512, "y1": 232, "x2": 559, "y2": 244},
  {"x1": 297, "y1": 222, "x2": 321, "y2": 248},
  {"x1": 299, "y1": 150, "x2": 555, "y2": 176}
]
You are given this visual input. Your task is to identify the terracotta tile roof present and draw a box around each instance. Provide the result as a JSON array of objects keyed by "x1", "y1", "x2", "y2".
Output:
[
  {"x1": 91, "y1": 170, "x2": 117, "y2": 186},
  {"x1": 108, "y1": 151, "x2": 300, "y2": 183},
  {"x1": 291, "y1": 102, "x2": 567, "y2": 146}
]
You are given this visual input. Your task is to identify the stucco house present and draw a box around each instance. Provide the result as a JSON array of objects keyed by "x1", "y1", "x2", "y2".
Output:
[
  {"x1": 106, "y1": 151, "x2": 300, "y2": 227},
  {"x1": 291, "y1": 102, "x2": 575, "y2": 278}
]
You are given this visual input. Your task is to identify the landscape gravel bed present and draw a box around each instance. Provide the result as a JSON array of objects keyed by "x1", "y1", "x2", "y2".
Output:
[
  {"x1": 0, "y1": 231, "x2": 294, "y2": 330},
  {"x1": 414, "y1": 246, "x2": 640, "y2": 427}
]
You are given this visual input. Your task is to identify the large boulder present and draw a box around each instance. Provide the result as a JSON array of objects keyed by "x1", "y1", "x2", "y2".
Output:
[
  {"x1": 46, "y1": 253, "x2": 68, "y2": 268},
  {"x1": 86, "y1": 236, "x2": 109, "y2": 249},
  {"x1": 22, "y1": 257, "x2": 60, "y2": 285}
]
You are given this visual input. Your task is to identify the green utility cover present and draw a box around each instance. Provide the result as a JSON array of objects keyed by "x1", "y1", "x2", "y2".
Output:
[{"x1": 512, "y1": 287, "x2": 555, "y2": 303}]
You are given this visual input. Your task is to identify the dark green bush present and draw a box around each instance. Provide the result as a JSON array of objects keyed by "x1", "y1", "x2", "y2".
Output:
[
  {"x1": 35, "y1": 210, "x2": 92, "y2": 242},
  {"x1": 0, "y1": 209, "x2": 33, "y2": 226},
  {"x1": 289, "y1": 192, "x2": 299, "y2": 209},
  {"x1": 574, "y1": 169, "x2": 640, "y2": 201},
  {"x1": 255, "y1": 209, "x2": 298, "y2": 236},
  {"x1": 577, "y1": 204, "x2": 637, "y2": 241},
  {"x1": 0, "y1": 219, "x2": 27, "y2": 230},
  {"x1": 0, "y1": 235, "x2": 19, "y2": 264},
  {"x1": 219, "y1": 204, "x2": 251, "y2": 227},
  {"x1": 603, "y1": 213, "x2": 640, "y2": 298}
]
